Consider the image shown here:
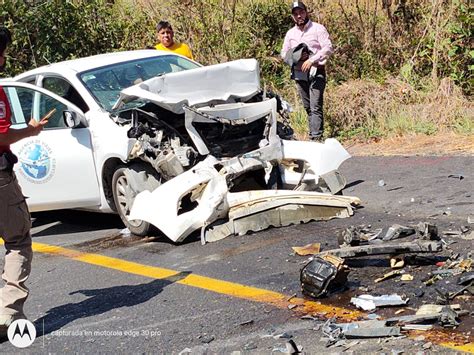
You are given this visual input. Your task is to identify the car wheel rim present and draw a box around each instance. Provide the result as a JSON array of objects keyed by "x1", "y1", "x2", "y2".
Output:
[{"x1": 116, "y1": 174, "x2": 142, "y2": 228}]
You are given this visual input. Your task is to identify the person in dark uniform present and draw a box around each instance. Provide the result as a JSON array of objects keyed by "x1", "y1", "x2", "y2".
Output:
[{"x1": 0, "y1": 26, "x2": 49, "y2": 336}]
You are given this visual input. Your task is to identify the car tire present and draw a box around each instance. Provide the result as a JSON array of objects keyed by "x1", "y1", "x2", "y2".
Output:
[{"x1": 112, "y1": 164, "x2": 161, "y2": 236}]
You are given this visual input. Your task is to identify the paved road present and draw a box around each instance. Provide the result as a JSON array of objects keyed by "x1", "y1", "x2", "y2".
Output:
[{"x1": 0, "y1": 156, "x2": 472, "y2": 353}]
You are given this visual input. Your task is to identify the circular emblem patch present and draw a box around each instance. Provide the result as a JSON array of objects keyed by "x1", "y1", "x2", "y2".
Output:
[{"x1": 17, "y1": 140, "x2": 56, "y2": 184}]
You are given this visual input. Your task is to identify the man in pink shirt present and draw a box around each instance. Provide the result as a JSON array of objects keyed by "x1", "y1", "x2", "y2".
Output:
[{"x1": 281, "y1": 2, "x2": 334, "y2": 141}]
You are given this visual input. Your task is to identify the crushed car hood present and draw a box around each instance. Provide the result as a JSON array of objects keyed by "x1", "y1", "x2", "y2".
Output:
[
  {"x1": 113, "y1": 59, "x2": 261, "y2": 114},
  {"x1": 129, "y1": 139, "x2": 359, "y2": 243}
]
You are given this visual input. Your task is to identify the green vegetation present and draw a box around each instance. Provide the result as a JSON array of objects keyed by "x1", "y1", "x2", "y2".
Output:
[{"x1": 1, "y1": 0, "x2": 472, "y2": 140}]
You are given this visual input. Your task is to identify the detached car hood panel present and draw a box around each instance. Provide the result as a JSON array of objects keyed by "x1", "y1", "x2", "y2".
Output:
[{"x1": 113, "y1": 59, "x2": 261, "y2": 114}]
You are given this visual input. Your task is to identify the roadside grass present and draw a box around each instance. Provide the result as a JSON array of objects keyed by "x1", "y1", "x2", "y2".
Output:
[{"x1": 289, "y1": 77, "x2": 473, "y2": 142}]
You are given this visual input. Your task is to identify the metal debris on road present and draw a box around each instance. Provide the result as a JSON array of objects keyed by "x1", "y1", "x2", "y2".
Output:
[
  {"x1": 318, "y1": 240, "x2": 442, "y2": 259},
  {"x1": 381, "y1": 224, "x2": 415, "y2": 241},
  {"x1": 416, "y1": 222, "x2": 439, "y2": 240},
  {"x1": 350, "y1": 294, "x2": 409, "y2": 311}
]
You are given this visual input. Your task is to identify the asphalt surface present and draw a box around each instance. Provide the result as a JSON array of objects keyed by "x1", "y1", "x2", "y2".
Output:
[{"x1": 0, "y1": 155, "x2": 473, "y2": 353}]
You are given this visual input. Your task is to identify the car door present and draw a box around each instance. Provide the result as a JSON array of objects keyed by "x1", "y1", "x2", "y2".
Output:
[{"x1": 2, "y1": 82, "x2": 101, "y2": 212}]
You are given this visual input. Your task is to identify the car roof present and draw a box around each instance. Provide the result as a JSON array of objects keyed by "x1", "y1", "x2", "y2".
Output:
[{"x1": 14, "y1": 50, "x2": 182, "y2": 78}]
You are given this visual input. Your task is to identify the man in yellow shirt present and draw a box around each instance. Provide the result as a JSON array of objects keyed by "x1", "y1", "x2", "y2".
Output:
[{"x1": 155, "y1": 21, "x2": 194, "y2": 60}]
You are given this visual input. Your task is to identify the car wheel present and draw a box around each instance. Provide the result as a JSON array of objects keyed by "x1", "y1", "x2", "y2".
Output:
[{"x1": 112, "y1": 164, "x2": 161, "y2": 236}]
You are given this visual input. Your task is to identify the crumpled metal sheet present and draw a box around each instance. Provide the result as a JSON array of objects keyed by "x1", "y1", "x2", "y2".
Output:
[
  {"x1": 204, "y1": 191, "x2": 359, "y2": 243},
  {"x1": 351, "y1": 294, "x2": 409, "y2": 311},
  {"x1": 113, "y1": 59, "x2": 261, "y2": 113}
]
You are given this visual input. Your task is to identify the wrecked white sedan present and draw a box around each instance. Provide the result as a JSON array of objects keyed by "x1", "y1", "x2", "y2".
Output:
[{"x1": 5, "y1": 50, "x2": 358, "y2": 241}]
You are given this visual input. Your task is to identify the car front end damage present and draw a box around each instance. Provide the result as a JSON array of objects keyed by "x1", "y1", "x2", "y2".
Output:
[{"x1": 111, "y1": 59, "x2": 360, "y2": 242}]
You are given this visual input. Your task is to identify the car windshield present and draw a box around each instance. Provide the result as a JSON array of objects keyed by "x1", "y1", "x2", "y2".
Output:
[{"x1": 79, "y1": 55, "x2": 200, "y2": 111}]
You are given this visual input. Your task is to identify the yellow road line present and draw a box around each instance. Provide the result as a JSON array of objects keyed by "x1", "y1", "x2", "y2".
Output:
[
  {"x1": 31, "y1": 241, "x2": 361, "y2": 320},
  {"x1": 1, "y1": 239, "x2": 472, "y2": 352}
]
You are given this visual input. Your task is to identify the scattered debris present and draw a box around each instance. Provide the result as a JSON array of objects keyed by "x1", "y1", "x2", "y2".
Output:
[
  {"x1": 390, "y1": 256, "x2": 405, "y2": 269},
  {"x1": 301, "y1": 255, "x2": 349, "y2": 298},
  {"x1": 375, "y1": 270, "x2": 404, "y2": 283},
  {"x1": 422, "y1": 342, "x2": 432, "y2": 350},
  {"x1": 239, "y1": 319, "x2": 254, "y2": 326},
  {"x1": 351, "y1": 294, "x2": 409, "y2": 311},
  {"x1": 292, "y1": 243, "x2": 321, "y2": 256},
  {"x1": 200, "y1": 335, "x2": 215, "y2": 344},
  {"x1": 322, "y1": 318, "x2": 344, "y2": 347},
  {"x1": 288, "y1": 304, "x2": 297, "y2": 310},
  {"x1": 119, "y1": 228, "x2": 132, "y2": 237},
  {"x1": 273, "y1": 332, "x2": 292, "y2": 340},
  {"x1": 416, "y1": 222, "x2": 439, "y2": 240},
  {"x1": 318, "y1": 241, "x2": 442, "y2": 259},
  {"x1": 243, "y1": 341, "x2": 257, "y2": 350},
  {"x1": 400, "y1": 274, "x2": 414, "y2": 281},
  {"x1": 447, "y1": 174, "x2": 464, "y2": 180},
  {"x1": 336, "y1": 225, "x2": 381, "y2": 247},
  {"x1": 381, "y1": 224, "x2": 415, "y2": 241},
  {"x1": 286, "y1": 339, "x2": 302, "y2": 354},
  {"x1": 468, "y1": 216, "x2": 474, "y2": 224},
  {"x1": 461, "y1": 231, "x2": 474, "y2": 240},
  {"x1": 402, "y1": 324, "x2": 433, "y2": 331},
  {"x1": 336, "y1": 319, "x2": 401, "y2": 338},
  {"x1": 416, "y1": 304, "x2": 461, "y2": 315},
  {"x1": 378, "y1": 179, "x2": 386, "y2": 187}
]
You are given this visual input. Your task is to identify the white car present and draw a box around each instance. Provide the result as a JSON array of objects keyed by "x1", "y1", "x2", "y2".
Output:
[{"x1": 4, "y1": 50, "x2": 358, "y2": 242}]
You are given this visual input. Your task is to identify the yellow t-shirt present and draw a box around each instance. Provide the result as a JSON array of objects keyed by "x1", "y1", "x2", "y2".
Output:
[{"x1": 155, "y1": 42, "x2": 194, "y2": 60}]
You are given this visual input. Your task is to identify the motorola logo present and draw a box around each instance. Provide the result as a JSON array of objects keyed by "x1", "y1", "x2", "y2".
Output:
[{"x1": 7, "y1": 319, "x2": 36, "y2": 348}]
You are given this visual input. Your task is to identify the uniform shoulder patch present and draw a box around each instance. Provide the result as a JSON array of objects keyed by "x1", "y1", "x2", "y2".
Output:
[{"x1": 0, "y1": 100, "x2": 6, "y2": 119}]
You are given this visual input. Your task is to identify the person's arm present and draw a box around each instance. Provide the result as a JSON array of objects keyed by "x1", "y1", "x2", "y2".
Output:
[
  {"x1": 308, "y1": 24, "x2": 333, "y2": 65},
  {"x1": 302, "y1": 24, "x2": 333, "y2": 72},
  {"x1": 0, "y1": 118, "x2": 49, "y2": 146},
  {"x1": 0, "y1": 112, "x2": 51, "y2": 146},
  {"x1": 280, "y1": 31, "x2": 291, "y2": 60}
]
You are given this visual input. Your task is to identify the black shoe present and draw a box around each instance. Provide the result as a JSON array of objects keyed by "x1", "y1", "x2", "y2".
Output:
[{"x1": 310, "y1": 135, "x2": 323, "y2": 142}]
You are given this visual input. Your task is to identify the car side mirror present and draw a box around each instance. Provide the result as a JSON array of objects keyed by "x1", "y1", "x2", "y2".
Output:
[{"x1": 63, "y1": 111, "x2": 86, "y2": 128}]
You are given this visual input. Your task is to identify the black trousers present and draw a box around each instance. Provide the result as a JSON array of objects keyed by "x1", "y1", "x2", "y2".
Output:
[{"x1": 295, "y1": 69, "x2": 326, "y2": 138}]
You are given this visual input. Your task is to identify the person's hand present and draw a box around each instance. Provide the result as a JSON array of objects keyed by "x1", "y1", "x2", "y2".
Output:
[
  {"x1": 301, "y1": 59, "x2": 313, "y2": 72},
  {"x1": 27, "y1": 109, "x2": 55, "y2": 136}
]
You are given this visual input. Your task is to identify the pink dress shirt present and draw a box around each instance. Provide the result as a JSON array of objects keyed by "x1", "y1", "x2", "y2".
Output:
[{"x1": 281, "y1": 20, "x2": 333, "y2": 66}]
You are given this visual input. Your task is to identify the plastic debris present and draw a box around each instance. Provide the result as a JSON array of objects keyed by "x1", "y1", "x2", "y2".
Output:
[
  {"x1": 400, "y1": 274, "x2": 414, "y2": 281},
  {"x1": 375, "y1": 270, "x2": 404, "y2": 283},
  {"x1": 301, "y1": 255, "x2": 349, "y2": 298},
  {"x1": 378, "y1": 179, "x2": 386, "y2": 187},
  {"x1": 292, "y1": 242, "x2": 321, "y2": 256},
  {"x1": 350, "y1": 294, "x2": 409, "y2": 311},
  {"x1": 390, "y1": 256, "x2": 405, "y2": 269}
]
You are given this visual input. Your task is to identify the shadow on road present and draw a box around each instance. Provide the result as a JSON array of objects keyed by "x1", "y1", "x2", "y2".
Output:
[
  {"x1": 31, "y1": 210, "x2": 124, "y2": 237},
  {"x1": 34, "y1": 271, "x2": 191, "y2": 337}
]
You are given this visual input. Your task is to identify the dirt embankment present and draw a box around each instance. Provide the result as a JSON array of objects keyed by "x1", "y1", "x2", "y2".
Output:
[{"x1": 345, "y1": 132, "x2": 474, "y2": 156}]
